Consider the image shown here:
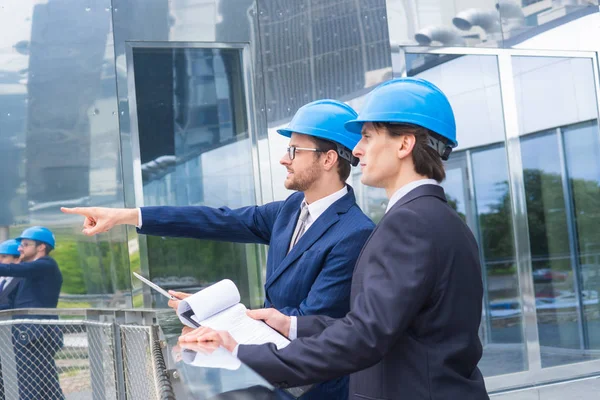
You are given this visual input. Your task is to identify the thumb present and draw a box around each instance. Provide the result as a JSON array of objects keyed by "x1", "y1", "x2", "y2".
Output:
[
  {"x1": 169, "y1": 291, "x2": 190, "y2": 299},
  {"x1": 246, "y1": 309, "x2": 272, "y2": 321}
]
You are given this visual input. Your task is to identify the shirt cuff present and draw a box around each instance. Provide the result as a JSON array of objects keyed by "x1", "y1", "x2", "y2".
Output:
[
  {"x1": 289, "y1": 316, "x2": 298, "y2": 340},
  {"x1": 137, "y1": 208, "x2": 143, "y2": 228},
  {"x1": 232, "y1": 344, "x2": 239, "y2": 357}
]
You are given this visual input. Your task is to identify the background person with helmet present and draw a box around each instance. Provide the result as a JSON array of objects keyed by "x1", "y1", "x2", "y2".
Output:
[
  {"x1": 0, "y1": 239, "x2": 23, "y2": 399},
  {"x1": 62, "y1": 99, "x2": 375, "y2": 400},
  {"x1": 0, "y1": 227, "x2": 64, "y2": 400},
  {"x1": 0, "y1": 239, "x2": 23, "y2": 311},
  {"x1": 182, "y1": 78, "x2": 490, "y2": 400}
]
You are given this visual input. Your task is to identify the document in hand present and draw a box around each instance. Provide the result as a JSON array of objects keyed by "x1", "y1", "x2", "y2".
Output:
[{"x1": 176, "y1": 279, "x2": 290, "y2": 350}]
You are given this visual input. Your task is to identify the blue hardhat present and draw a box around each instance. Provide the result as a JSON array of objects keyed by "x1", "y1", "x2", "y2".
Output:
[
  {"x1": 0, "y1": 239, "x2": 20, "y2": 256},
  {"x1": 277, "y1": 100, "x2": 361, "y2": 165},
  {"x1": 345, "y1": 78, "x2": 458, "y2": 148},
  {"x1": 17, "y1": 226, "x2": 55, "y2": 249}
]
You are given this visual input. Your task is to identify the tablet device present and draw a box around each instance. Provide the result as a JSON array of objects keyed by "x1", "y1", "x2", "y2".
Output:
[{"x1": 133, "y1": 272, "x2": 177, "y2": 300}]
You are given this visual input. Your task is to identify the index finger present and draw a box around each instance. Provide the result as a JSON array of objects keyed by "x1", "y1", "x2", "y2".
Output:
[{"x1": 61, "y1": 207, "x2": 92, "y2": 217}]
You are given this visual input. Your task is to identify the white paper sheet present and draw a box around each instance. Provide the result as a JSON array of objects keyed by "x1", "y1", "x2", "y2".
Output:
[
  {"x1": 177, "y1": 279, "x2": 240, "y2": 327},
  {"x1": 200, "y1": 303, "x2": 290, "y2": 350},
  {"x1": 180, "y1": 346, "x2": 242, "y2": 370}
]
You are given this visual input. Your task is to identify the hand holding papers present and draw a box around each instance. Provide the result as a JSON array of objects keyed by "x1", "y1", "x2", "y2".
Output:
[{"x1": 176, "y1": 279, "x2": 290, "y2": 350}]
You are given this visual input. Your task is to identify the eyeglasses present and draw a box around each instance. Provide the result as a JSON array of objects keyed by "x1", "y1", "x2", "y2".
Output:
[
  {"x1": 18, "y1": 242, "x2": 37, "y2": 248},
  {"x1": 286, "y1": 146, "x2": 324, "y2": 160}
]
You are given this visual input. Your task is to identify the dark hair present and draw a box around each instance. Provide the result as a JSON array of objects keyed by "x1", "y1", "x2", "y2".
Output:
[
  {"x1": 310, "y1": 137, "x2": 352, "y2": 182},
  {"x1": 34, "y1": 240, "x2": 52, "y2": 256},
  {"x1": 374, "y1": 122, "x2": 446, "y2": 182}
]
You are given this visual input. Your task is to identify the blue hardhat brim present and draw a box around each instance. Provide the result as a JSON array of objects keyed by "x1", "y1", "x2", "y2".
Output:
[
  {"x1": 16, "y1": 233, "x2": 55, "y2": 249},
  {"x1": 345, "y1": 112, "x2": 458, "y2": 148},
  {"x1": 277, "y1": 125, "x2": 361, "y2": 152}
]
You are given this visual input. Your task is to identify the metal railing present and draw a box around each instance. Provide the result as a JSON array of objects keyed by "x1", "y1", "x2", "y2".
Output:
[{"x1": 0, "y1": 308, "x2": 173, "y2": 400}]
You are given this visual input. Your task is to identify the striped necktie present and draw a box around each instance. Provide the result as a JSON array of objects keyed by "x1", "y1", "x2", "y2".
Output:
[{"x1": 289, "y1": 203, "x2": 310, "y2": 253}]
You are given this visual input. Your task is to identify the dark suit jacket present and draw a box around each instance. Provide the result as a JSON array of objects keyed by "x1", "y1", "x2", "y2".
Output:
[
  {"x1": 238, "y1": 185, "x2": 489, "y2": 400},
  {"x1": 0, "y1": 277, "x2": 22, "y2": 310},
  {"x1": 0, "y1": 257, "x2": 63, "y2": 347},
  {"x1": 138, "y1": 185, "x2": 375, "y2": 399}
]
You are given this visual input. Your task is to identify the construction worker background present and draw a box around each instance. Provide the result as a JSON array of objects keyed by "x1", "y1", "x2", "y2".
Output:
[
  {"x1": 0, "y1": 239, "x2": 22, "y2": 400},
  {"x1": 0, "y1": 227, "x2": 64, "y2": 400},
  {"x1": 0, "y1": 240, "x2": 22, "y2": 311}
]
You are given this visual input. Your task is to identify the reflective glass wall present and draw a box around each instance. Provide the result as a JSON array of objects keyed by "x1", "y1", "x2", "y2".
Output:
[{"x1": 0, "y1": 1, "x2": 131, "y2": 308}]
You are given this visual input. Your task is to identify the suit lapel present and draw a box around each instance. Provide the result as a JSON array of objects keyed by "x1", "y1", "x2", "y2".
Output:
[
  {"x1": 0, "y1": 278, "x2": 20, "y2": 303},
  {"x1": 266, "y1": 210, "x2": 339, "y2": 290},
  {"x1": 265, "y1": 186, "x2": 356, "y2": 290}
]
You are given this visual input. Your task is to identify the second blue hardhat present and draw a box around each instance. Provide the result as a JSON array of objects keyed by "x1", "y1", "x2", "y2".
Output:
[
  {"x1": 0, "y1": 239, "x2": 20, "y2": 256},
  {"x1": 277, "y1": 100, "x2": 361, "y2": 152},
  {"x1": 17, "y1": 226, "x2": 55, "y2": 249},
  {"x1": 345, "y1": 78, "x2": 458, "y2": 147}
]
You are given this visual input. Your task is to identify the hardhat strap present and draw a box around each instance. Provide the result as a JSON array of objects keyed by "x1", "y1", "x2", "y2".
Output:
[
  {"x1": 336, "y1": 143, "x2": 359, "y2": 167},
  {"x1": 427, "y1": 135, "x2": 453, "y2": 161}
]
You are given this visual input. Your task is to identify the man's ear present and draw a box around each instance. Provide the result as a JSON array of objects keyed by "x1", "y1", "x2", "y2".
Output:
[
  {"x1": 322, "y1": 150, "x2": 339, "y2": 171},
  {"x1": 397, "y1": 134, "x2": 416, "y2": 160}
]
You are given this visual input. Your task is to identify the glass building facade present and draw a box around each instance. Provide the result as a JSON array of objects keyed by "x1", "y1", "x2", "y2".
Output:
[{"x1": 1, "y1": 0, "x2": 600, "y2": 396}]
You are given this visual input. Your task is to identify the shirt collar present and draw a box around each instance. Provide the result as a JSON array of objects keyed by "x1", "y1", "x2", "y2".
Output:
[
  {"x1": 302, "y1": 185, "x2": 348, "y2": 222},
  {"x1": 386, "y1": 179, "x2": 439, "y2": 213}
]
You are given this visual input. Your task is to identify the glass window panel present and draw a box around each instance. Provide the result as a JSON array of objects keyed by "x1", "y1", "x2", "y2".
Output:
[
  {"x1": 407, "y1": 52, "x2": 525, "y2": 376},
  {"x1": 471, "y1": 146, "x2": 525, "y2": 376},
  {"x1": 563, "y1": 121, "x2": 600, "y2": 350},
  {"x1": 132, "y1": 47, "x2": 258, "y2": 308},
  {"x1": 513, "y1": 55, "x2": 600, "y2": 368}
]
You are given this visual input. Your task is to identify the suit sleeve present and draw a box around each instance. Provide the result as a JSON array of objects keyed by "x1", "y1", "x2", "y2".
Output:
[
  {"x1": 295, "y1": 315, "x2": 338, "y2": 337},
  {"x1": 0, "y1": 258, "x2": 56, "y2": 279},
  {"x1": 237, "y1": 208, "x2": 437, "y2": 387},
  {"x1": 278, "y1": 227, "x2": 373, "y2": 318},
  {"x1": 137, "y1": 201, "x2": 284, "y2": 245}
]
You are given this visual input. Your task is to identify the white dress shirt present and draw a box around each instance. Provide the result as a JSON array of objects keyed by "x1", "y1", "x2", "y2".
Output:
[{"x1": 286, "y1": 179, "x2": 440, "y2": 341}]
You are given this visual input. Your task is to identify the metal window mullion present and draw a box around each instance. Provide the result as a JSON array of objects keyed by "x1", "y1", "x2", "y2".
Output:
[{"x1": 497, "y1": 53, "x2": 542, "y2": 372}]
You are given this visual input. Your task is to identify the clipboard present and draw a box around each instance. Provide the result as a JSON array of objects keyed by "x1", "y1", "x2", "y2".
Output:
[{"x1": 133, "y1": 272, "x2": 177, "y2": 300}]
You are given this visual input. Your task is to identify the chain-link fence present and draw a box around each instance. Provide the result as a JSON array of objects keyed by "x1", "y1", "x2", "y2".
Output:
[
  {"x1": 121, "y1": 325, "x2": 160, "y2": 400},
  {"x1": 0, "y1": 310, "x2": 174, "y2": 400},
  {"x1": 0, "y1": 319, "x2": 116, "y2": 400}
]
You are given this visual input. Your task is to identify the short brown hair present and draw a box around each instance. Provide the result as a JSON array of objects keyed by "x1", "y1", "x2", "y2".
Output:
[
  {"x1": 374, "y1": 122, "x2": 446, "y2": 182},
  {"x1": 311, "y1": 137, "x2": 352, "y2": 182}
]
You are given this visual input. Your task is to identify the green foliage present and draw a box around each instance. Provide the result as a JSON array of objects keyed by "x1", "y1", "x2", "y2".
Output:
[
  {"x1": 479, "y1": 169, "x2": 600, "y2": 273},
  {"x1": 146, "y1": 236, "x2": 254, "y2": 302}
]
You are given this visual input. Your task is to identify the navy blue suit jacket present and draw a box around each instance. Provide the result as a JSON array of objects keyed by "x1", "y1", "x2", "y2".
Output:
[
  {"x1": 0, "y1": 257, "x2": 63, "y2": 348},
  {"x1": 138, "y1": 185, "x2": 374, "y2": 399},
  {"x1": 237, "y1": 185, "x2": 489, "y2": 400},
  {"x1": 0, "y1": 257, "x2": 63, "y2": 311},
  {"x1": 0, "y1": 278, "x2": 21, "y2": 310}
]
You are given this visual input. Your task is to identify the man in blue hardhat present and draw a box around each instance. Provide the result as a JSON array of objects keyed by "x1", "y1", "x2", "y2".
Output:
[
  {"x1": 183, "y1": 78, "x2": 489, "y2": 399},
  {"x1": 0, "y1": 227, "x2": 64, "y2": 399},
  {"x1": 62, "y1": 99, "x2": 375, "y2": 400},
  {"x1": 0, "y1": 239, "x2": 23, "y2": 311},
  {"x1": 0, "y1": 239, "x2": 23, "y2": 399}
]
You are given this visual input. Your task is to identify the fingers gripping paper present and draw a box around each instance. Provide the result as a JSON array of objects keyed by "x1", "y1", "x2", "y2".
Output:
[{"x1": 177, "y1": 279, "x2": 290, "y2": 350}]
